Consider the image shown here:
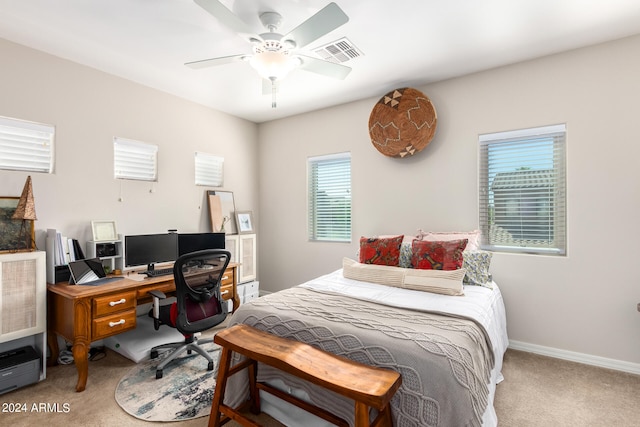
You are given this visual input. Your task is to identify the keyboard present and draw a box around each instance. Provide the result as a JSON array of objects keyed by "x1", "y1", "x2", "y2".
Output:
[
  {"x1": 78, "y1": 276, "x2": 125, "y2": 286},
  {"x1": 144, "y1": 268, "x2": 173, "y2": 277}
]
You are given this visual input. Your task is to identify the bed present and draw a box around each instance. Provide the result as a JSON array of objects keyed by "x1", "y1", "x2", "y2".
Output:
[{"x1": 224, "y1": 258, "x2": 508, "y2": 427}]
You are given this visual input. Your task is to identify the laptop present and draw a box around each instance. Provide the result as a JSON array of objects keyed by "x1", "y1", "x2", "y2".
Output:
[{"x1": 68, "y1": 258, "x2": 124, "y2": 286}]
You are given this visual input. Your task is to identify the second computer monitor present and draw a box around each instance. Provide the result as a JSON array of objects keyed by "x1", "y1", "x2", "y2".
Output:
[{"x1": 178, "y1": 232, "x2": 226, "y2": 256}]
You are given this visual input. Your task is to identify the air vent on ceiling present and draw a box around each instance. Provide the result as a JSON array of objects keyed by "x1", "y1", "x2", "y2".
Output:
[{"x1": 314, "y1": 37, "x2": 363, "y2": 64}]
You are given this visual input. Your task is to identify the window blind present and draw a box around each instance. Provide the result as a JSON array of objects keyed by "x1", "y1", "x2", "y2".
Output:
[
  {"x1": 308, "y1": 152, "x2": 352, "y2": 242},
  {"x1": 113, "y1": 137, "x2": 158, "y2": 181},
  {"x1": 0, "y1": 116, "x2": 54, "y2": 173},
  {"x1": 479, "y1": 124, "x2": 566, "y2": 255},
  {"x1": 195, "y1": 152, "x2": 224, "y2": 187}
]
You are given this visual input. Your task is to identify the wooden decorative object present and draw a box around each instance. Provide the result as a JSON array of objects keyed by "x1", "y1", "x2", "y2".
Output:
[{"x1": 368, "y1": 87, "x2": 437, "y2": 158}]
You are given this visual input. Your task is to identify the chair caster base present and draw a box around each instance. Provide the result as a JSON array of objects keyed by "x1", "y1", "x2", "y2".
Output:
[
  {"x1": 151, "y1": 350, "x2": 159, "y2": 359},
  {"x1": 156, "y1": 369, "x2": 163, "y2": 379},
  {"x1": 208, "y1": 361, "x2": 214, "y2": 371}
]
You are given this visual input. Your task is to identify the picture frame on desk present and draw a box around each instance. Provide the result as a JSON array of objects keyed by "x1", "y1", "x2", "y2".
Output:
[
  {"x1": 0, "y1": 196, "x2": 34, "y2": 253},
  {"x1": 91, "y1": 220, "x2": 117, "y2": 242},
  {"x1": 236, "y1": 211, "x2": 254, "y2": 234}
]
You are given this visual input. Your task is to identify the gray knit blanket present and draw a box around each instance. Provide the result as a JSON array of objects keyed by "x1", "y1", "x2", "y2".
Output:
[{"x1": 225, "y1": 287, "x2": 494, "y2": 427}]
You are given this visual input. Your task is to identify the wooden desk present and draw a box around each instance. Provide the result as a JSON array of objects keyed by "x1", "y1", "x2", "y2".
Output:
[{"x1": 47, "y1": 263, "x2": 238, "y2": 392}]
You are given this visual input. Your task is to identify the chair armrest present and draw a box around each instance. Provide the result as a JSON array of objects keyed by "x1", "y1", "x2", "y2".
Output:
[
  {"x1": 149, "y1": 290, "x2": 167, "y2": 300},
  {"x1": 149, "y1": 290, "x2": 168, "y2": 330}
]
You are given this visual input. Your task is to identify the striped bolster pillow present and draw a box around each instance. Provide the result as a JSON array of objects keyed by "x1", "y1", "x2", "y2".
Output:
[{"x1": 342, "y1": 258, "x2": 465, "y2": 296}]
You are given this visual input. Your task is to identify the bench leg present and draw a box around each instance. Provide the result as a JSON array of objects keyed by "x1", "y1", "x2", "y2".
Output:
[
  {"x1": 354, "y1": 402, "x2": 370, "y2": 427},
  {"x1": 249, "y1": 360, "x2": 260, "y2": 414},
  {"x1": 371, "y1": 404, "x2": 393, "y2": 427},
  {"x1": 208, "y1": 347, "x2": 232, "y2": 427}
]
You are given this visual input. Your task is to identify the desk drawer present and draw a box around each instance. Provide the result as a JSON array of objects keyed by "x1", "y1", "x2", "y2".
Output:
[
  {"x1": 220, "y1": 284, "x2": 233, "y2": 301},
  {"x1": 92, "y1": 309, "x2": 136, "y2": 339},
  {"x1": 92, "y1": 291, "x2": 137, "y2": 317},
  {"x1": 221, "y1": 268, "x2": 234, "y2": 286}
]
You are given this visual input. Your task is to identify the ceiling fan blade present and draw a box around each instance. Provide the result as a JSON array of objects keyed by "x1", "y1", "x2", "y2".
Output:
[
  {"x1": 194, "y1": 0, "x2": 260, "y2": 42},
  {"x1": 297, "y1": 55, "x2": 351, "y2": 80},
  {"x1": 283, "y1": 2, "x2": 348, "y2": 49},
  {"x1": 185, "y1": 54, "x2": 246, "y2": 69}
]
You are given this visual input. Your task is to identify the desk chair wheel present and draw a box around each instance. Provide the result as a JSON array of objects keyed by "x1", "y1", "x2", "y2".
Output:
[
  {"x1": 156, "y1": 369, "x2": 163, "y2": 379},
  {"x1": 208, "y1": 361, "x2": 214, "y2": 371},
  {"x1": 150, "y1": 350, "x2": 159, "y2": 359}
]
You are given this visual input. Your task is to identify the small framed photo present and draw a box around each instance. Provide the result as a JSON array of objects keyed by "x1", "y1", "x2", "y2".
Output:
[
  {"x1": 235, "y1": 211, "x2": 254, "y2": 234},
  {"x1": 91, "y1": 220, "x2": 118, "y2": 242}
]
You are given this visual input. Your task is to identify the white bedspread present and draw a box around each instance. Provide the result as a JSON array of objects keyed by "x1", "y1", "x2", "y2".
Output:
[
  {"x1": 288, "y1": 268, "x2": 509, "y2": 427},
  {"x1": 300, "y1": 268, "x2": 509, "y2": 364}
]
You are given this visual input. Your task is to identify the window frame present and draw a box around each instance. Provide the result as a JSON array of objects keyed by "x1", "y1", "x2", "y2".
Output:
[
  {"x1": 0, "y1": 115, "x2": 54, "y2": 173},
  {"x1": 479, "y1": 124, "x2": 567, "y2": 255},
  {"x1": 308, "y1": 152, "x2": 352, "y2": 243},
  {"x1": 113, "y1": 137, "x2": 158, "y2": 182},
  {"x1": 195, "y1": 152, "x2": 224, "y2": 187}
]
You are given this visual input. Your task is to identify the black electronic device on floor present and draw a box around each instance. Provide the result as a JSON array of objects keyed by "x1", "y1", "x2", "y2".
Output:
[{"x1": 0, "y1": 345, "x2": 41, "y2": 395}]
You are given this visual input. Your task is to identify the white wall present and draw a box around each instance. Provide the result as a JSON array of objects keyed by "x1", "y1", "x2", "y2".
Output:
[
  {"x1": 0, "y1": 38, "x2": 259, "y2": 247},
  {"x1": 258, "y1": 34, "x2": 640, "y2": 366}
]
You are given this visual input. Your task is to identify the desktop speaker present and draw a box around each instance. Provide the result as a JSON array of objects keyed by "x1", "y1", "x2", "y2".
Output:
[{"x1": 96, "y1": 242, "x2": 116, "y2": 257}]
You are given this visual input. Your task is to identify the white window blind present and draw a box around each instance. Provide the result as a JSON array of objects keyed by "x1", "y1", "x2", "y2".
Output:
[
  {"x1": 114, "y1": 137, "x2": 158, "y2": 181},
  {"x1": 195, "y1": 152, "x2": 224, "y2": 187},
  {"x1": 308, "y1": 152, "x2": 351, "y2": 242},
  {"x1": 0, "y1": 116, "x2": 54, "y2": 173},
  {"x1": 479, "y1": 124, "x2": 566, "y2": 255}
]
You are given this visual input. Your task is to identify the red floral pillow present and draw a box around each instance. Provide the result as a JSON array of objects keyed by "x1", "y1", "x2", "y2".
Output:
[
  {"x1": 359, "y1": 235, "x2": 404, "y2": 266},
  {"x1": 411, "y1": 239, "x2": 468, "y2": 270}
]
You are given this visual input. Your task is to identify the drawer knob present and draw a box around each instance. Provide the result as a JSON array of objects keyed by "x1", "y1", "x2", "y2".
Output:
[
  {"x1": 109, "y1": 298, "x2": 126, "y2": 306},
  {"x1": 222, "y1": 276, "x2": 229, "y2": 280},
  {"x1": 221, "y1": 290, "x2": 229, "y2": 295},
  {"x1": 109, "y1": 319, "x2": 126, "y2": 327}
]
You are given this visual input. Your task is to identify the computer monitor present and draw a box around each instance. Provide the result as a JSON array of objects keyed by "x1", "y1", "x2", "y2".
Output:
[
  {"x1": 178, "y1": 232, "x2": 225, "y2": 256},
  {"x1": 124, "y1": 233, "x2": 178, "y2": 270}
]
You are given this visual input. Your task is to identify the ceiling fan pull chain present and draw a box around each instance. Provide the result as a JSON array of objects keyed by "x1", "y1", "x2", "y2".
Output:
[{"x1": 271, "y1": 78, "x2": 277, "y2": 108}]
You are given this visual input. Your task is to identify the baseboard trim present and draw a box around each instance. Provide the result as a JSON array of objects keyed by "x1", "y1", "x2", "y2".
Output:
[{"x1": 509, "y1": 340, "x2": 640, "y2": 375}]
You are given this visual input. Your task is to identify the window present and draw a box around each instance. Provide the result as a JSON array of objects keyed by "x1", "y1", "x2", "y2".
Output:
[
  {"x1": 195, "y1": 152, "x2": 224, "y2": 187},
  {"x1": 479, "y1": 124, "x2": 566, "y2": 255},
  {"x1": 113, "y1": 137, "x2": 158, "y2": 181},
  {"x1": 0, "y1": 116, "x2": 54, "y2": 173},
  {"x1": 308, "y1": 152, "x2": 351, "y2": 242}
]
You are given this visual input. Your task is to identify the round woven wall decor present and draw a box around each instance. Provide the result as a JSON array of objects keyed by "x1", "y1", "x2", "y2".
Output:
[{"x1": 368, "y1": 87, "x2": 437, "y2": 158}]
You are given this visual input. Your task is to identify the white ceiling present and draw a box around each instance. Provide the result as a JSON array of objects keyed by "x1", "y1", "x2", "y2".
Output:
[{"x1": 1, "y1": 0, "x2": 640, "y2": 123}]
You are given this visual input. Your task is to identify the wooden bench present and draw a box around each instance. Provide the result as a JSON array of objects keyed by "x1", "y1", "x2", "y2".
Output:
[{"x1": 208, "y1": 324, "x2": 402, "y2": 427}]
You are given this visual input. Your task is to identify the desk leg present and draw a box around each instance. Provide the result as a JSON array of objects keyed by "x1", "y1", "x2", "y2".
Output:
[
  {"x1": 72, "y1": 340, "x2": 89, "y2": 392},
  {"x1": 71, "y1": 299, "x2": 91, "y2": 392}
]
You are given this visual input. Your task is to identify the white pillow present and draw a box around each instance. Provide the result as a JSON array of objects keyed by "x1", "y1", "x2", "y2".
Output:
[{"x1": 342, "y1": 258, "x2": 464, "y2": 296}]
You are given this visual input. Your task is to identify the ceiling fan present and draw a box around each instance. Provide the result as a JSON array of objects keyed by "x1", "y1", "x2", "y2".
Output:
[{"x1": 187, "y1": 0, "x2": 352, "y2": 107}]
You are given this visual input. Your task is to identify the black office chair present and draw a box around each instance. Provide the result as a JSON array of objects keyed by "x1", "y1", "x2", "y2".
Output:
[{"x1": 148, "y1": 249, "x2": 231, "y2": 379}]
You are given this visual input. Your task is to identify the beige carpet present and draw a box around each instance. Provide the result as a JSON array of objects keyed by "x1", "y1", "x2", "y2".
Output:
[{"x1": 1, "y1": 343, "x2": 638, "y2": 427}]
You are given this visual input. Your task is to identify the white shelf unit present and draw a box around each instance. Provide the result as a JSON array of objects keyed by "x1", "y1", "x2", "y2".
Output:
[
  {"x1": 225, "y1": 233, "x2": 257, "y2": 284},
  {"x1": 0, "y1": 251, "x2": 47, "y2": 386},
  {"x1": 86, "y1": 235, "x2": 124, "y2": 273}
]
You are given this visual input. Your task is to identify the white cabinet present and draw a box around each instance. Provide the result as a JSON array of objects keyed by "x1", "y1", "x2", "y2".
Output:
[
  {"x1": 238, "y1": 234, "x2": 257, "y2": 283},
  {"x1": 225, "y1": 233, "x2": 256, "y2": 284},
  {"x1": 225, "y1": 234, "x2": 239, "y2": 263},
  {"x1": 0, "y1": 251, "x2": 47, "y2": 383}
]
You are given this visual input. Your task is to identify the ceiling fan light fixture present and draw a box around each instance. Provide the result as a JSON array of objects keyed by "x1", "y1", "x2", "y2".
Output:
[{"x1": 249, "y1": 51, "x2": 297, "y2": 80}]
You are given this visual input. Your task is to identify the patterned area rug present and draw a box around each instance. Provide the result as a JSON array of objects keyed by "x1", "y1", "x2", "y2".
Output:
[{"x1": 115, "y1": 341, "x2": 220, "y2": 422}]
